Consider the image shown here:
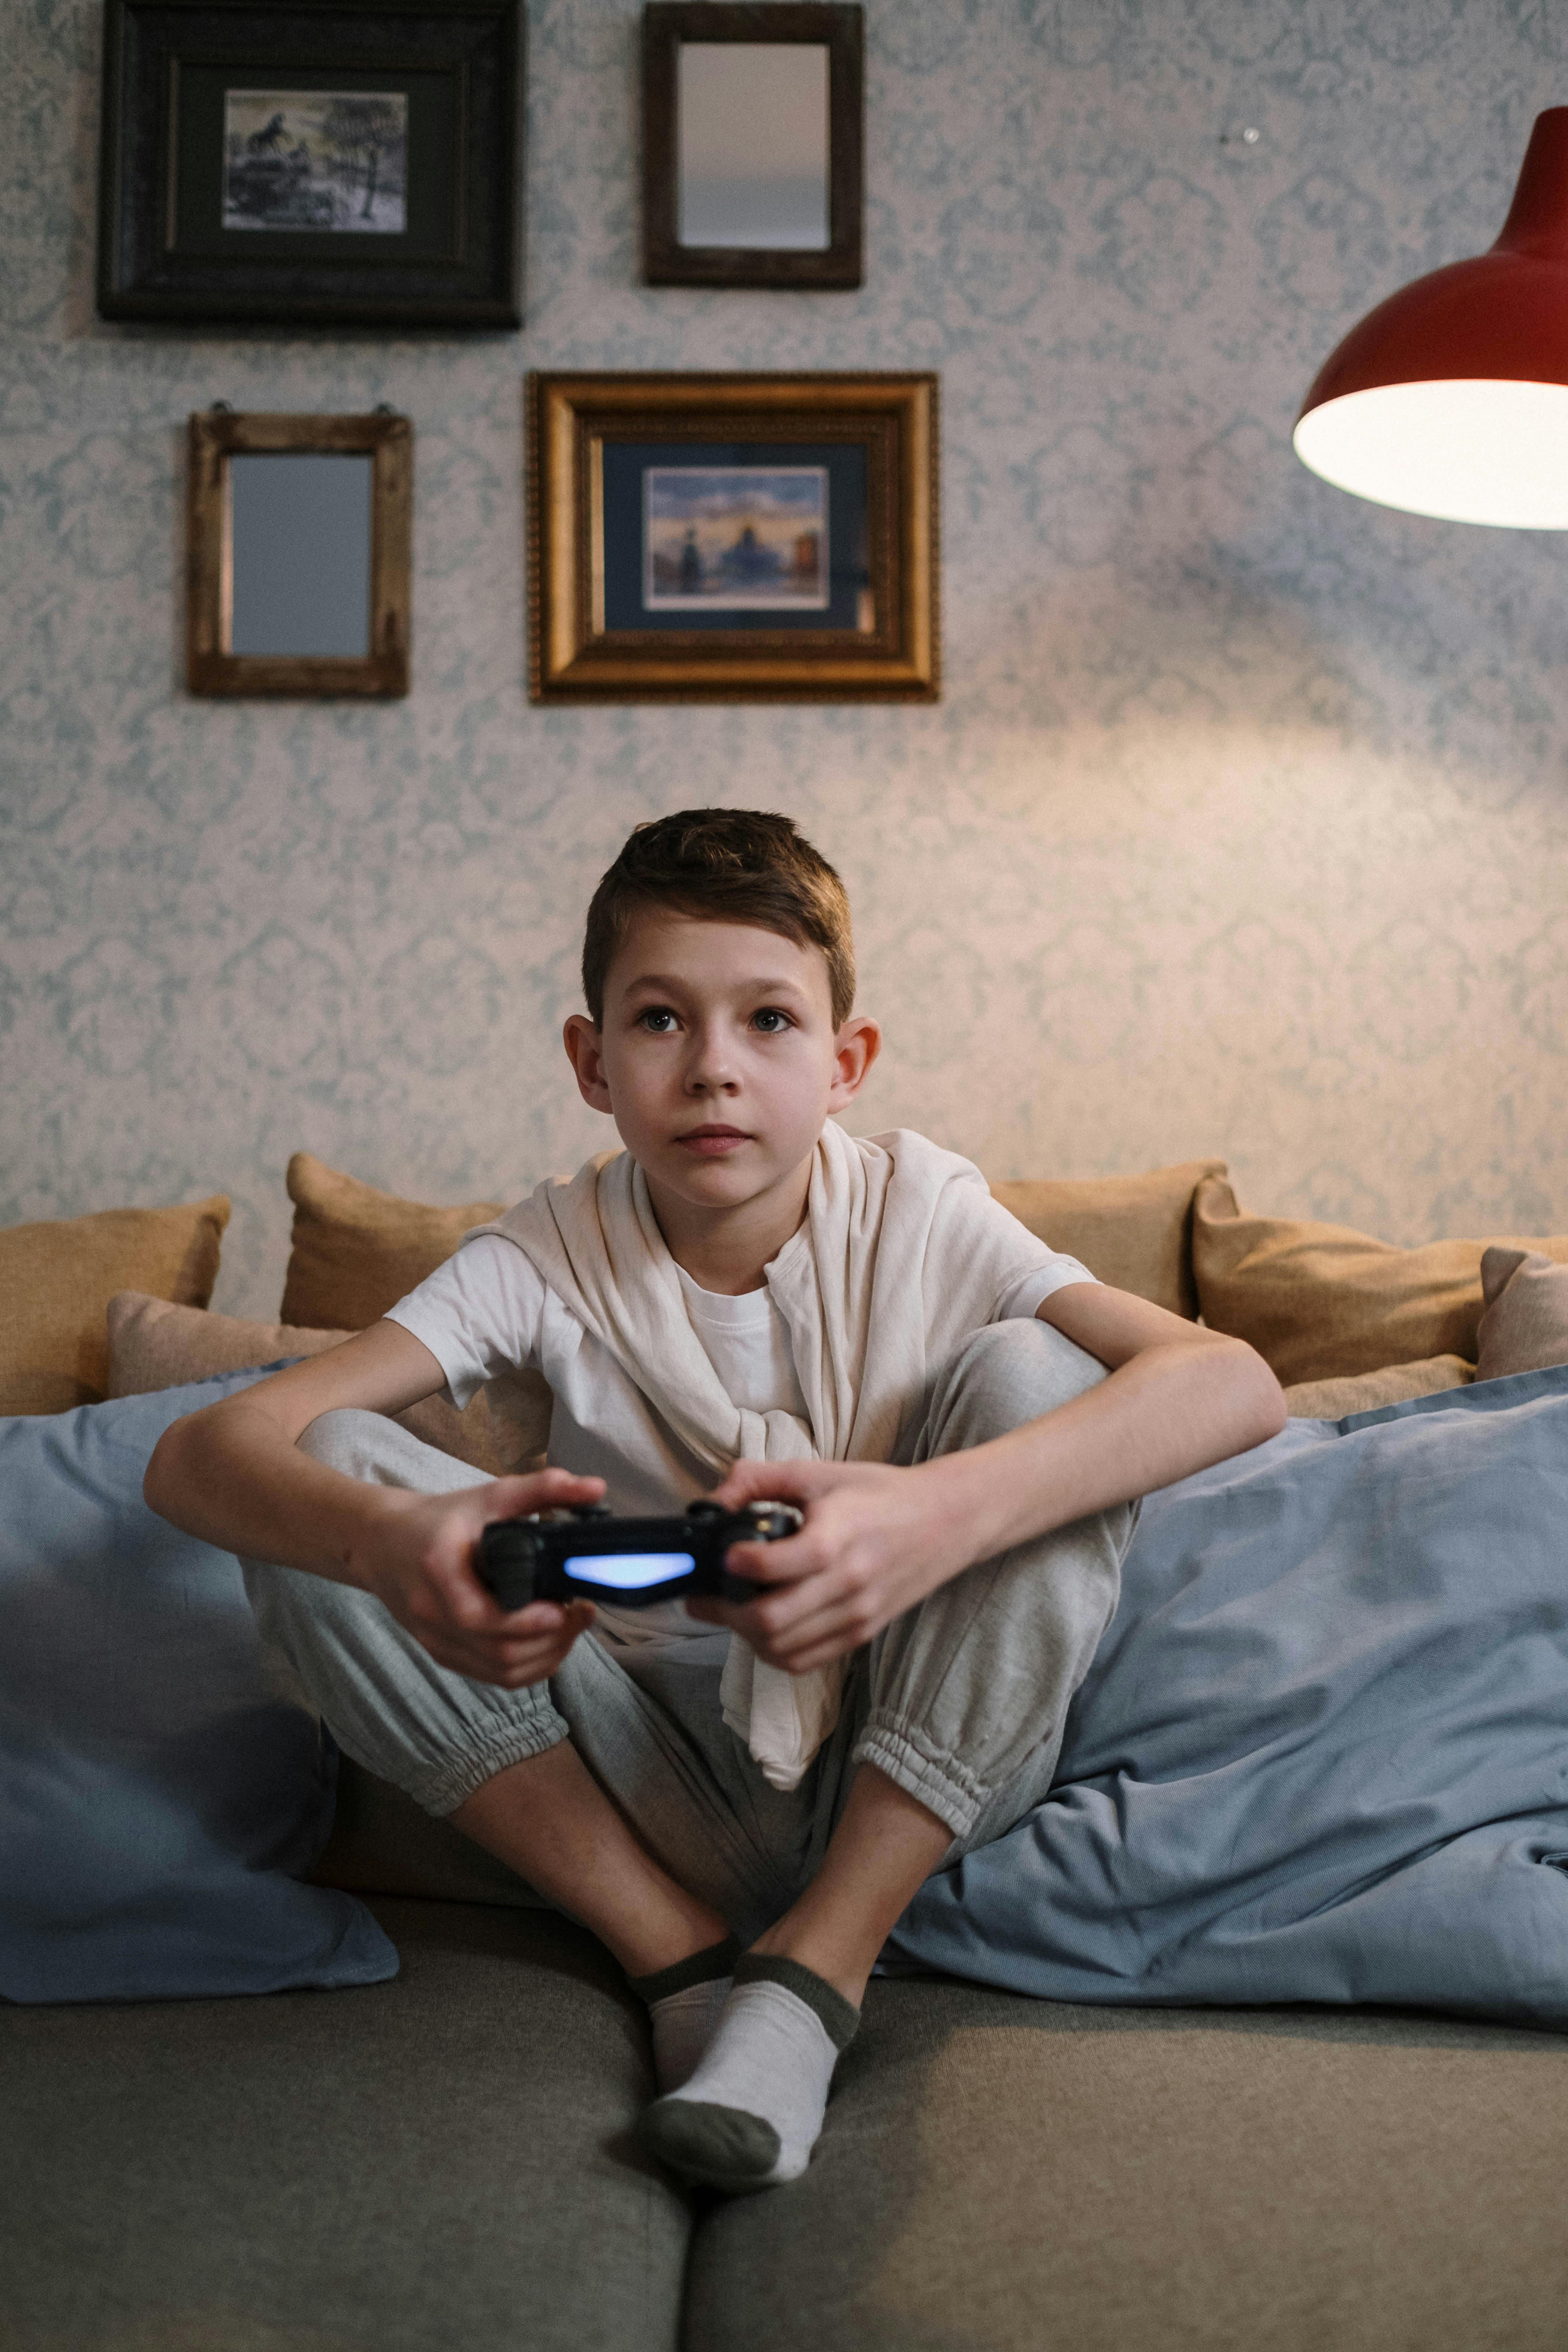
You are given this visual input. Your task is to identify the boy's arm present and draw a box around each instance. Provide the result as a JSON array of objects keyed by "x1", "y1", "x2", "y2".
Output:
[
  {"x1": 144, "y1": 1322, "x2": 604, "y2": 1687},
  {"x1": 694, "y1": 1286, "x2": 1285, "y2": 1676}
]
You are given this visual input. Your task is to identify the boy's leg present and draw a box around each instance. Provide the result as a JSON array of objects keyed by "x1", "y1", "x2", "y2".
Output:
[
  {"x1": 243, "y1": 1412, "x2": 730, "y2": 1981},
  {"x1": 848, "y1": 1314, "x2": 1135, "y2": 1863},
  {"x1": 640, "y1": 1317, "x2": 1134, "y2": 2189},
  {"x1": 244, "y1": 1410, "x2": 810, "y2": 2079}
]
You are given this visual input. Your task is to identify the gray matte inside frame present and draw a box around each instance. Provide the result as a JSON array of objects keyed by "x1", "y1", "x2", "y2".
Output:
[{"x1": 228, "y1": 452, "x2": 373, "y2": 658}]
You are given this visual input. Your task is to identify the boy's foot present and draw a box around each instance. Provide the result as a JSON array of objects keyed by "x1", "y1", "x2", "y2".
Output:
[
  {"x1": 631, "y1": 1934, "x2": 744, "y2": 2094},
  {"x1": 635, "y1": 1954, "x2": 859, "y2": 2192}
]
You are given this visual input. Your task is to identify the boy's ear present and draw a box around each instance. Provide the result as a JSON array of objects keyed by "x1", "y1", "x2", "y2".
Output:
[
  {"x1": 827, "y1": 1014, "x2": 881, "y2": 1111},
  {"x1": 562, "y1": 1014, "x2": 614, "y2": 1114}
]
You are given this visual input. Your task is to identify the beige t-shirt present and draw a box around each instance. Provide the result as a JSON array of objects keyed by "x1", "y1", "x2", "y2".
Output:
[{"x1": 387, "y1": 1219, "x2": 1094, "y2": 1651}]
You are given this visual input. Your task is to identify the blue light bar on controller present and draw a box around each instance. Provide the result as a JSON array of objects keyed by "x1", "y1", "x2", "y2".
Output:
[{"x1": 565, "y1": 1552, "x2": 696, "y2": 1589}]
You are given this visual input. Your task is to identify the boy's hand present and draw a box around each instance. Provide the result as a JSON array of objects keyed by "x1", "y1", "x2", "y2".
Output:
[
  {"x1": 688, "y1": 1457, "x2": 968, "y2": 1675},
  {"x1": 348, "y1": 1467, "x2": 606, "y2": 1689}
]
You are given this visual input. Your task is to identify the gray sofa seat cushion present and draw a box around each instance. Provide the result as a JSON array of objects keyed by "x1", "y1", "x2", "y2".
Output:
[
  {"x1": 1, "y1": 1899, "x2": 692, "y2": 2352},
  {"x1": 683, "y1": 1975, "x2": 1568, "y2": 2352}
]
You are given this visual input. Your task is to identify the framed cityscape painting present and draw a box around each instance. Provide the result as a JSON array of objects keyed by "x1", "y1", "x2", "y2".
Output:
[
  {"x1": 96, "y1": 0, "x2": 523, "y2": 328},
  {"x1": 527, "y1": 374, "x2": 939, "y2": 701}
]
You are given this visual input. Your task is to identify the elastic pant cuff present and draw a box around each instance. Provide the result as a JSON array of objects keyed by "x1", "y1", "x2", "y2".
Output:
[
  {"x1": 853, "y1": 1710, "x2": 988, "y2": 1842},
  {"x1": 416, "y1": 1709, "x2": 572, "y2": 1817}
]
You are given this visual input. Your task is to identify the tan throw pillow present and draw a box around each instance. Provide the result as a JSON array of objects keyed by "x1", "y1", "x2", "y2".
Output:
[
  {"x1": 989, "y1": 1160, "x2": 1226, "y2": 1320},
  {"x1": 1476, "y1": 1248, "x2": 1568, "y2": 1380},
  {"x1": 107, "y1": 1291, "x2": 348, "y2": 1395},
  {"x1": 106, "y1": 1291, "x2": 549, "y2": 1477},
  {"x1": 0, "y1": 1198, "x2": 230, "y2": 1417},
  {"x1": 1193, "y1": 1178, "x2": 1568, "y2": 1385},
  {"x1": 1283, "y1": 1355, "x2": 1474, "y2": 1421},
  {"x1": 280, "y1": 1152, "x2": 508, "y2": 1331}
]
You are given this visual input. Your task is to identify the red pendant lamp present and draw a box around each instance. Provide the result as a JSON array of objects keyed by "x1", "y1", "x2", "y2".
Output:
[{"x1": 1294, "y1": 107, "x2": 1568, "y2": 527}]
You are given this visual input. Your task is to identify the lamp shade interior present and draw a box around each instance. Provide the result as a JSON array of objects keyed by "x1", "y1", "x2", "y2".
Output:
[{"x1": 1293, "y1": 378, "x2": 1568, "y2": 528}]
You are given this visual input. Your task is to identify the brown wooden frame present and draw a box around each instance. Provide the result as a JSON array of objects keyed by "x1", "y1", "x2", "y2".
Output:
[
  {"x1": 642, "y1": 4, "x2": 863, "y2": 290},
  {"x1": 527, "y1": 372, "x2": 938, "y2": 703},
  {"x1": 187, "y1": 409, "x2": 412, "y2": 697}
]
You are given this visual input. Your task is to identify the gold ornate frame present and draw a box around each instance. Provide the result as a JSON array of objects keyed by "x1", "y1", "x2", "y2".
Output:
[
  {"x1": 186, "y1": 408, "x2": 412, "y2": 697},
  {"x1": 527, "y1": 372, "x2": 939, "y2": 702}
]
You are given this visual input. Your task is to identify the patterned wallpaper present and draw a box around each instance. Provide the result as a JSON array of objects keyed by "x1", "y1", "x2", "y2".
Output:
[{"x1": 3, "y1": 0, "x2": 1567, "y2": 1318}]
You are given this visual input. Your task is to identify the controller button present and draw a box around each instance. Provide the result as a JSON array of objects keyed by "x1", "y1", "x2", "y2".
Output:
[{"x1": 686, "y1": 1499, "x2": 724, "y2": 1520}]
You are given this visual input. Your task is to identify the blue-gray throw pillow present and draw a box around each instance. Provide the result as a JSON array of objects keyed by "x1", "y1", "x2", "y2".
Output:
[
  {"x1": 888, "y1": 1366, "x2": 1568, "y2": 2028},
  {"x1": 1, "y1": 1366, "x2": 397, "y2": 2002}
]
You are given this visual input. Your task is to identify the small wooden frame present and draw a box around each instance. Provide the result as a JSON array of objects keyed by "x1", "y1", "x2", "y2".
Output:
[
  {"x1": 187, "y1": 409, "x2": 412, "y2": 697},
  {"x1": 527, "y1": 371, "x2": 938, "y2": 703},
  {"x1": 642, "y1": 4, "x2": 864, "y2": 290}
]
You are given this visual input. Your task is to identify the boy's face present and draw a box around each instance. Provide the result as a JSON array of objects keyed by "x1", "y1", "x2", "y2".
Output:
[{"x1": 563, "y1": 911, "x2": 879, "y2": 1228}]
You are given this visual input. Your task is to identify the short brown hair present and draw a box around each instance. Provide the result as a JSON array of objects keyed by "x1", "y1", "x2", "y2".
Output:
[{"x1": 582, "y1": 808, "x2": 855, "y2": 1026}]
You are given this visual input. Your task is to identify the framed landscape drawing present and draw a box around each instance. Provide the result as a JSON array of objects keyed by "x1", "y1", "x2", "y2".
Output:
[
  {"x1": 97, "y1": 0, "x2": 523, "y2": 328},
  {"x1": 527, "y1": 374, "x2": 939, "y2": 701}
]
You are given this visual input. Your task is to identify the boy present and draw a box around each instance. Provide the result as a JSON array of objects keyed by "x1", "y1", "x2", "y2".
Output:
[{"x1": 147, "y1": 809, "x2": 1283, "y2": 2194}]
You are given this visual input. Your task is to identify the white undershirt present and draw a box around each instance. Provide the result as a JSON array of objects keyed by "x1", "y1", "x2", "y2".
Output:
[{"x1": 672, "y1": 1262, "x2": 809, "y2": 1421}]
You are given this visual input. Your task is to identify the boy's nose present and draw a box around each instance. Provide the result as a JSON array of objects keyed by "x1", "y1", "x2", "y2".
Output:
[{"x1": 685, "y1": 1032, "x2": 737, "y2": 1092}]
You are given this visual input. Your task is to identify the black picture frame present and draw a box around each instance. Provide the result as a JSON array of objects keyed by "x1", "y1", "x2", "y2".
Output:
[
  {"x1": 642, "y1": 3, "x2": 864, "y2": 291},
  {"x1": 97, "y1": 0, "x2": 523, "y2": 329}
]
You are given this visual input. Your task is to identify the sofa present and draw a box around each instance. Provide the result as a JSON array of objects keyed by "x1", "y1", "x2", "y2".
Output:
[{"x1": 6, "y1": 1151, "x2": 1568, "y2": 2352}]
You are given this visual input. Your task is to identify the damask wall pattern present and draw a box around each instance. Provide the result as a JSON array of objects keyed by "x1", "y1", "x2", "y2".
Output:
[{"x1": 3, "y1": 0, "x2": 1567, "y2": 1316}]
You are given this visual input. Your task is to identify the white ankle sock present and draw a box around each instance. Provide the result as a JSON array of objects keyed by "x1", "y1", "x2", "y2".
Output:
[
  {"x1": 635, "y1": 1955, "x2": 860, "y2": 2192},
  {"x1": 629, "y1": 1936, "x2": 742, "y2": 2096}
]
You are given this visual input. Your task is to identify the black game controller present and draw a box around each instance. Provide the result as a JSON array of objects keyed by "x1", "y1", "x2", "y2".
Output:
[{"x1": 474, "y1": 1498, "x2": 804, "y2": 1611}]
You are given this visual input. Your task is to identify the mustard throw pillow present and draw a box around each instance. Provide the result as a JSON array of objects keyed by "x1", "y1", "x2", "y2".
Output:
[
  {"x1": 989, "y1": 1159, "x2": 1227, "y2": 1319},
  {"x1": 1193, "y1": 1177, "x2": 1568, "y2": 1385},
  {"x1": 0, "y1": 1197, "x2": 229, "y2": 1416},
  {"x1": 280, "y1": 1153, "x2": 507, "y2": 1330}
]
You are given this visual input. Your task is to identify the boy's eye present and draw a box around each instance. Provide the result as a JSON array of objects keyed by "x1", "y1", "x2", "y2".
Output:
[
  {"x1": 637, "y1": 1007, "x2": 678, "y2": 1033},
  {"x1": 751, "y1": 1007, "x2": 792, "y2": 1033}
]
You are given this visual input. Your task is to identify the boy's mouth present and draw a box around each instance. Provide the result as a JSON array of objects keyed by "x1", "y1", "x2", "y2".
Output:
[{"x1": 676, "y1": 1125, "x2": 751, "y2": 1157}]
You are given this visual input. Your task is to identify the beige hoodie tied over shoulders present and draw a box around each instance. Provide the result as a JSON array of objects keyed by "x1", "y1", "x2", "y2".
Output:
[{"x1": 471, "y1": 1122, "x2": 1075, "y2": 1791}]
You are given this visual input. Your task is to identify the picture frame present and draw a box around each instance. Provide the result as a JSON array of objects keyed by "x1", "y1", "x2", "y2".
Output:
[
  {"x1": 527, "y1": 372, "x2": 938, "y2": 703},
  {"x1": 642, "y1": 3, "x2": 864, "y2": 290},
  {"x1": 187, "y1": 407, "x2": 412, "y2": 696},
  {"x1": 98, "y1": 0, "x2": 523, "y2": 329}
]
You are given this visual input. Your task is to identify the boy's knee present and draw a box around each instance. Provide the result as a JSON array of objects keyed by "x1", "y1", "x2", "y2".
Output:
[
  {"x1": 925, "y1": 1316, "x2": 1107, "y2": 1451},
  {"x1": 297, "y1": 1405, "x2": 492, "y2": 1496},
  {"x1": 297, "y1": 1407, "x2": 394, "y2": 1478}
]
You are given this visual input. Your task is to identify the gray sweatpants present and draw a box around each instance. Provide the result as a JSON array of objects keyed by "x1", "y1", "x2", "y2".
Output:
[{"x1": 245, "y1": 1320, "x2": 1136, "y2": 1942}]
